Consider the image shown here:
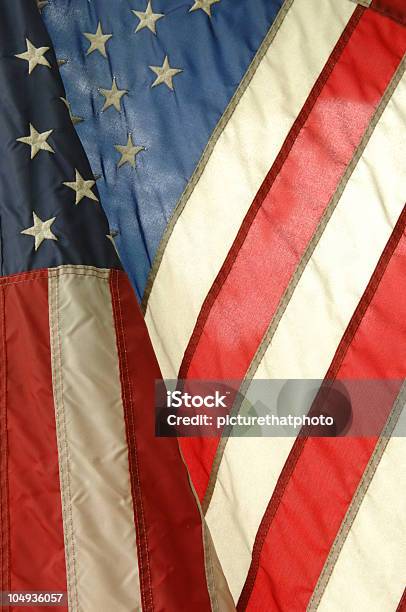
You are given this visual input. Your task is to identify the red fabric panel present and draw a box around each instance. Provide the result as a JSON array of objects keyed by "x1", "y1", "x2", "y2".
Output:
[
  {"x1": 110, "y1": 270, "x2": 212, "y2": 612},
  {"x1": 239, "y1": 207, "x2": 406, "y2": 611},
  {"x1": 179, "y1": 8, "x2": 406, "y2": 502},
  {"x1": 371, "y1": 0, "x2": 406, "y2": 26},
  {"x1": 0, "y1": 280, "x2": 10, "y2": 611},
  {"x1": 1, "y1": 270, "x2": 67, "y2": 611}
]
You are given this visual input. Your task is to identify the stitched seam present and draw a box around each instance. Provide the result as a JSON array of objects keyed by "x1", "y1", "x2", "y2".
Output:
[
  {"x1": 114, "y1": 271, "x2": 154, "y2": 611},
  {"x1": 141, "y1": 0, "x2": 294, "y2": 312},
  {"x1": 237, "y1": 204, "x2": 406, "y2": 610},
  {"x1": 236, "y1": 436, "x2": 306, "y2": 611},
  {"x1": 111, "y1": 271, "x2": 148, "y2": 610},
  {"x1": 174, "y1": 426, "x2": 221, "y2": 611},
  {"x1": 0, "y1": 266, "x2": 117, "y2": 287},
  {"x1": 178, "y1": 6, "x2": 364, "y2": 382},
  {"x1": 247, "y1": 54, "x2": 406, "y2": 386},
  {"x1": 325, "y1": 205, "x2": 406, "y2": 379},
  {"x1": 202, "y1": 522, "x2": 218, "y2": 612},
  {"x1": 49, "y1": 271, "x2": 80, "y2": 611},
  {"x1": 0, "y1": 287, "x2": 10, "y2": 612},
  {"x1": 111, "y1": 271, "x2": 154, "y2": 612},
  {"x1": 202, "y1": 49, "x2": 406, "y2": 516},
  {"x1": 200, "y1": 7, "x2": 368, "y2": 513},
  {"x1": 308, "y1": 382, "x2": 406, "y2": 610}
]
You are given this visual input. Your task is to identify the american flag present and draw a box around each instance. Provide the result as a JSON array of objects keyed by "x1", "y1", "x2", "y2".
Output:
[
  {"x1": 4, "y1": 0, "x2": 406, "y2": 610},
  {"x1": 0, "y1": 1, "x2": 218, "y2": 611}
]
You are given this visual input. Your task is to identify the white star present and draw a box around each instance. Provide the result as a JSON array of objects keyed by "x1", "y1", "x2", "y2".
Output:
[
  {"x1": 21, "y1": 212, "x2": 57, "y2": 251},
  {"x1": 16, "y1": 124, "x2": 54, "y2": 159},
  {"x1": 115, "y1": 134, "x2": 145, "y2": 168},
  {"x1": 15, "y1": 39, "x2": 51, "y2": 74},
  {"x1": 99, "y1": 78, "x2": 128, "y2": 112},
  {"x1": 37, "y1": 0, "x2": 48, "y2": 11},
  {"x1": 83, "y1": 22, "x2": 112, "y2": 58},
  {"x1": 63, "y1": 170, "x2": 99, "y2": 204},
  {"x1": 132, "y1": 2, "x2": 164, "y2": 34},
  {"x1": 189, "y1": 0, "x2": 220, "y2": 17},
  {"x1": 149, "y1": 55, "x2": 182, "y2": 91},
  {"x1": 61, "y1": 98, "x2": 83, "y2": 125}
]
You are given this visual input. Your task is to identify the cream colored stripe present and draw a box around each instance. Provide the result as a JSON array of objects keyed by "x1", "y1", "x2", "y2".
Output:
[
  {"x1": 317, "y1": 425, "x2": 406, "y2": 611},
  {"x1": 145, "y1": 0, "x2": 355, "y2": 379},
  {"x1": 202, "y1": 56, "x2": 406, "y2": 515},
  {"x1": 206, "y1": 73, "x2": 406, "y2": 603},
  {"x1": 49, "y1": 266, "x2": 141, "y2": 612},
  {"x1": 142, "y1": 0, "x2": 294, "y2": 311},
  {"x1": 309, "y1": 383, "x2": 406, "y2": 610}
]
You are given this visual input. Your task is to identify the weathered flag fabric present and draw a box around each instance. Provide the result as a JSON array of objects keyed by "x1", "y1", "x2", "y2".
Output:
[
  {"x1": 4, "y1": 0, "x2": 406, "y2": 610},
  {"x1": 0, "y1": 1, "x2": 231, "y2": 611}
]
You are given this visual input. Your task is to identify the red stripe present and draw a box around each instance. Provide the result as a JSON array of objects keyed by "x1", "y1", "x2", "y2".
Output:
[
  {"x1": 397, "y1": 588, "x2": 406, "y2": 612},
  {"x1": 179, "y1": 7, "x2": 406, "y2": 502},
  {"x1": 371, "y1": 0, "x2": 406, "y2": 26},
  {"x1": 0, "y1": 285, "x2": 10, "y2": 612},
  {"x1": 238, "y1": 206, "x2": 406, "y2": 611},
  {"x1": 110, "y1": 270, "x2": 212, "y2": 612},
  {"x1": 1, "y1": 271, "x2": 67, "y2": 611}
]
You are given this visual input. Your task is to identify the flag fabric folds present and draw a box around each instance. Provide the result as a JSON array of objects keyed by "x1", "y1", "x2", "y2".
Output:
[
  {"x1": 0, "y1": 2, "x2": 230, "y2": 611},
  {"x1": 7, "y1": 0, "x2": 406, "y2": 610}
]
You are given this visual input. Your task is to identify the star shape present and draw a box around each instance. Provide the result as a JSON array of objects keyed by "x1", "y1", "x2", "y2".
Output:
[
  {"x1": 149, "y1": 56, "x2": 182, "y2": 91},
  {"x1": 84, "y1": 22, "x2": 112, "y2": 57},
  {"x1": 21, "y1": 212, "x2": 57, "y2": 251},
  {"x1": 15, "y1": 39, "x2": 51, "y2": 74},
  {"x1": 36, "y1": 0, "x2": 48, "y2": 11},
  {"x1": 189, "y1": 0, "x2": 220, "y2": 16},
  {"x1": 99, "y1": 78, "x2": 128, "y2": 112},
  {"x1": 16, "y1": 124, "x2": 54, "y2": 158},
  {"x1": 61, "y1": 98, "x2": 83, "y2": 125},
  {"x1": 63, "y1": 170, "x2": 99, "y2": 204},
  {"x1": 115, "y1": 134, "x2": 145, "y2": 168},
  {"x1": 132, "y1": 2, "x2": 164, "y2": 34}
]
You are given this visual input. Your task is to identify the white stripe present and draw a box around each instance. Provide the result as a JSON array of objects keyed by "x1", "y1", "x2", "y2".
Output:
[
  {"x1": 49, "y1": 266, "x2": 141, "y2": 612},
  {"x1": 206, "y1": 74, "x2": 406, "y2": 602},
  {"x1": 318, "y1": 436, "x2": 406, "y2": 611},
  {"x1": 145, "y1": 0, "x2": 355, "y2": 378}
]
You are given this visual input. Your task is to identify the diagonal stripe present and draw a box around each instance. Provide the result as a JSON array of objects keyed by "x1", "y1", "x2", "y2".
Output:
[
  {"x1": 49, "y1": 266, "x2": 141, "y2": 612},
  {"x1": 179, "y1": 7, "x2": 406, "y2": 504},
  {"x1": 141, "y1": 0, "x2": 294, "y2": 312},
  {"x1": 316, "y1": 436, "x2": 406, "y2": 611},
  {"x1": 396, "y1": 588, "x2": 406, "y2": 612},
  {"x1": 203, "y1": 49, "x2": 406, "y2": 515},
  {"x1": 145, "y1": 0, "x2": 355, "y2": 380},
  {"x1": 179, "y1": 5, "x2": 366, "y2": 381},
  {"x1": 205, "y1": 69, "x2": 406, "y2": 602},
  {"x1": 238, "y1": 207, "x2": 406, "y2": 610},
  {"x1": 309, "y1": 382, "x2": 406, "y2": 610},
  {"x1": 3, "y1": 271, "x2": 67, "y2": 609}
]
